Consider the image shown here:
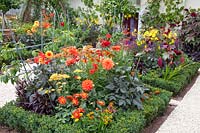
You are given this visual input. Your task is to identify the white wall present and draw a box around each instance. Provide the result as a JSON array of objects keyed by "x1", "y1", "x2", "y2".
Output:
[
  {"x1": 185, "y1": 0, "x2": 200, "y2": 9},
  {"x1": 69, "y1": 0, "x2": 100, "y2": 9}
]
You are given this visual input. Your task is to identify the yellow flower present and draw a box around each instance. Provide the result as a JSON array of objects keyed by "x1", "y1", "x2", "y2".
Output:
[
  {"x1": 45, "y1": 90, "x2": 49, "y2": 94},
  {"x1": 45, "y1": 51, "x2": 54, "y2": 59},
  {"x1": 49, "y1": 73, "x2": 70, "y2": 81},
  {"x1": 94, "y1": 19, "x2": 99, "y2": 25},
  {"x1": 26, "y1": 30, "x2": 32, "y2": 35},
  {"x1": 31, "y1": 27, "x2": 37, "y2": 33},
  {"x1": 38, "y1": 88, "x2": 43, "y2": 91},
  {"x1": 75, "y1": 119, "x2": 79, "y2": 122},
  {"x1": 143, "y1": 31, "x2": 150, "y2": 37},
  {"x1": 33, "y1": 21, "x2": 40, "y2": 27},
  {"x1": 62, "y1": 82, "x2": 67, "y2": 85},
  {"x1": 137, "y1": 40, "x2": 145, "y2": 46},
  {"x1": 169, "y1": 39, "x2": 175, "y2": 45},
  {"x1": 73, "y1": 69, "x2": 83, "y2": 73},
  {"x1": 62, "y1": 74, "x2": 70, "y2": 79},
  {"x1": 75, "y1": 76, "x2": 81, "y2": 80}
]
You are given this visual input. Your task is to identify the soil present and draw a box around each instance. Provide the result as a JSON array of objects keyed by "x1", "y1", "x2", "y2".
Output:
[
  {"x1": 142, "y1": 72, "x2": 200, "y2": 133},
  {"x1": 0, "y1": 126, "x2": 17, "y2": 133}
]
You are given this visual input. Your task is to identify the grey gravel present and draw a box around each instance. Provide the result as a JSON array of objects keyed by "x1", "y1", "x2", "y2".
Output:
[{"x1": 156, "y1": 72, "x2": 200, "y2": 133}]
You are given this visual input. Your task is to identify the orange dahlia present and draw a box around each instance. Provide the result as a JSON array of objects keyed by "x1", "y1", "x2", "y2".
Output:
[
  {"x1": 65, "y1": 58, "x2": 76, "y2": 66},
  {"x1": 71, "y1": 108, "x2": 84, "y2": 121},
  {"x1": 58, "y1": 96, "x2": 67, "y2": 105},
  {"x1": 73, "y1": 93, "x2": 80, "y2": 98},
  {"x1": 82, "y1": 79, "x2": 94, "y2": 92},
  {"x1": 42, "y1": 22, "x2": 51, "y2": 29},
  {"x1": 111, "y1": 45, "x2": 121, "y2": 51},
  {"x1": 102, "y1": 58, "x2": 114, "y2": 70},
  {"x1": 66, "y1": 95, "x2": 73, "y2": 101},
  {"x1": 97, "y1": 100, "x2": 105, "y2": 106},
  {"x1": 80, "y1": 92, "x2": 88, "y2": 100},
  {"x1": 67, "y1": 47, "x2": 79, "y2": 57},
  {"x1": 76, "y1": 107, "x2": 85, "y2": 113},
  {"x1": 72, "y1": 98, "x2": 79, "y2": 106},
  {"x1": 45, "y1": 51, "x2": 54, "y2": 58}
]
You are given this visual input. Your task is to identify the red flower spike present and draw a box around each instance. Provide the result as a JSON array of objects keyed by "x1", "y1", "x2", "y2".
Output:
[
  {"x1": 158, "y1": 57, "x2": 163, "y2": 68},
  {"x1": 191, "y1": 12, "x2": 197, "y2": 17},
  {"x1": 60, "y1": 22, "x2": 64, "y2": 27},
  {"x1": 174, "y1": 50, "x2": 182, "y2": 55},
  {"x1": 180, "y1": 56, "x2": 185, "y2": 64}
]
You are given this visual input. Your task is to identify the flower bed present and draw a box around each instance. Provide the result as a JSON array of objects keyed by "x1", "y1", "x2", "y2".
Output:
[
  {"x1": 141, "y1": 62, "x2": 200, "y2": 95},
  {"x1": 0, "y1": 86, "x2": 172, "y2": 133}
]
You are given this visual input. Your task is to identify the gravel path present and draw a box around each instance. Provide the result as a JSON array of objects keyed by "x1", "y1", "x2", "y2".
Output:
[
  {"x1": 0, "y1": 82, "x2": 16, "y2": 107},
  {"x1": 157, "y1": 72, "x2": 200, "y2": 133}
]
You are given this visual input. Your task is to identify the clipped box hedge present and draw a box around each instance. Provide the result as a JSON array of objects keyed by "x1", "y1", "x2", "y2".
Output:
[
  {"x1": 0, "y1": 87, "x2": 172, "y2": 133},
  {"x1": 141, "y1": 62, "x2": 200, "y2": 95}
]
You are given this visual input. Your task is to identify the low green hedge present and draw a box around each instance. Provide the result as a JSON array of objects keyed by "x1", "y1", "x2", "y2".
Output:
[
  {"x1": 0, "y1": 87, "x2": 172, "y2": 133},
  {"x1": 141, "y1": 63, "x2": 200, "y2": 95}
]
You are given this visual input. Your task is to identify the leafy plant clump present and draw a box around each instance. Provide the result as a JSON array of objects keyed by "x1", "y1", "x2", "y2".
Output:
[
  {"x1": 179, "y1": 9, "x2": 200, "y2": 61},
  {"x1": 12, "y1": 34, "x2": 150, "y2": 132}
]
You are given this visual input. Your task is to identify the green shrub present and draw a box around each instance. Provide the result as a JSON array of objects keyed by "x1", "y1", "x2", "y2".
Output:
[
  {"x1": 142, "y1": 62, "x2": 200, "y2": 95},
  {"x1": 0, "y1": 87, "x2": 172, "y2": 133}
]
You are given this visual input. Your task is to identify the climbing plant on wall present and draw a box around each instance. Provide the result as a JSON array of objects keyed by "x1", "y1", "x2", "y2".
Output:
[
  {"x1": 95, "y1": 0, "x2": 139, "y2": 32},
  {"x1": 81, "y1": 0, "x2": 94, "y2": 8},
  {"x1": 141, "y1": 0, "x2": 184, "y2": 29}
]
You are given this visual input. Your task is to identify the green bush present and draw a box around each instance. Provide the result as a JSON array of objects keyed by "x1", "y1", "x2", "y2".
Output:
[
  {"x1": 141, "y1": 62, "x2": 200, "y2": 95},
  {"x1": 0, "y1": 87, "x2": 172, "y2": 133}
]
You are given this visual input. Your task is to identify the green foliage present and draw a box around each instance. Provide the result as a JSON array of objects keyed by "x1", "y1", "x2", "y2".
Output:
[
  {"x1": 142, "y1": 62, "x2": 200, "y2": 95},
  {"x1": 161, "y1": 64, "x2": 182, "y2": 81},
  {"x1": 81, "y1": 0, "x2": 94, "y2": 8},
  {"x1": 15, "y1": 23, "x2": 33, "y2": 35},
  {"x1": 0, "y1": 43, "x2": 32, "y2": 84},
  {"x1": 133, "y1": 51, "x2": 158, "y2": 75},
  {"x1": 0, "y1": 86, "x2": 172, "y2": 133},
  {"x1": 0, "y1": 0, "x2": 21, "y2": 14},
  {"x1": 45, "y1": 29, "x2": 76, "y2": 51},
  {"x1": 105, "y1": 66, "x2": 148, "y2": 110},
  {"x1": 96, "y1": 0, "x2": 139, "y2": 31},
  {"x1": 141, "y1": 0, "x2": 184, "y2": 29},
  {"x1": 179, "y1": 9, "x2": 200, "y2": 61}
]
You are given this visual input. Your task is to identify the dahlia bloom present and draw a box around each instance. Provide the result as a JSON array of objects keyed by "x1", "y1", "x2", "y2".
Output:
[
  {"x1": 102, "y1": 58, "x2": 114, "y2": 70},
  {"x1": 82, "y1": 79, "x2": 94, "y2": 92}
]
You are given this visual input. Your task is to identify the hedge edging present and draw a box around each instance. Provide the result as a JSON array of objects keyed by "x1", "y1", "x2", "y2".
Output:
[
  {"x1": 0, "y1": 87, "x2": 172, "y2": 133},
  {"x1": 141, "y1": 62, "x2": 200, "y2": 95}
]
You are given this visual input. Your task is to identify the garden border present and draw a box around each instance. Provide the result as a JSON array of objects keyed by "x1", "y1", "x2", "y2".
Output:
[
  {"x1": 0, "y1": 87, "x2": 172, "y2": 133},
  {"x1": 141, "y1": 62, "x2": 200, "y2": 95}
]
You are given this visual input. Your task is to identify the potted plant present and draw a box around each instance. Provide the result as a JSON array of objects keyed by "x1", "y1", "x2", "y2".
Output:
[{"x1": 0, "y1": 0, "x2": 21, "y2": 42}]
